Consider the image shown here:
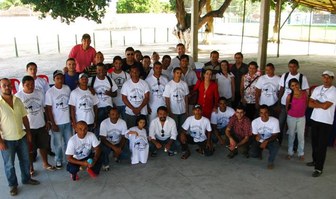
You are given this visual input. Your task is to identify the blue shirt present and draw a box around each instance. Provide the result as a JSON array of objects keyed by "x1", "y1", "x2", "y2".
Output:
[{"x1": 64, "y1": 73, "x2": 79, "y2": 91}]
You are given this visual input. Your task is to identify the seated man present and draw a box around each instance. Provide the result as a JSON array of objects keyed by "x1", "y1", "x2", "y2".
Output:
[
  {"x1": 99, "y1": 107, "x2": 127, "y2": 171},
  {"x1": 65, "y1": 121, "x2": 102, "y2": 181},
  {"x1": 225, "y1": 104, "x2": 252, "y2": 159},
  {"x1": 180, "y1": 104, "x2": 212, "y2": 159},
  {"x1": 211, "y1": 97, "x2": 235, "y2": 145},
  {"x1": 250, "y1": 105, "x2": 280, "y2": 169},
  {"x1": 149, "y1": 106, "x2": 178, "y2": 157}
]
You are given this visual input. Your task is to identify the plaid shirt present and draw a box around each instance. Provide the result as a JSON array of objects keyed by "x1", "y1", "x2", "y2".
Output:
[{"x1": 227, "y1": 115, "x2": 252, "y2": 140}]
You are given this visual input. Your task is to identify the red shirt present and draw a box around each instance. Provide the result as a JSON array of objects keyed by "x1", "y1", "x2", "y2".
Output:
[
  {"x1": 69, "y1": 44, "x2": 96, "y2": 73},
  {"x1": 193, "y1": 80, "x2": 219, "y2": 119},
  {"x1": 227, "y1": 115, "x2": 252, "y2": 140}
]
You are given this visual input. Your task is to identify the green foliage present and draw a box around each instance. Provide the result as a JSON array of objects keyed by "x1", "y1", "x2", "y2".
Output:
[
  {"x1": 117, "y1": 0, "x2": 151, "y2": 13},
  {"x1": 0, "y1": 0, "x2": 23, "y2": 10},
  {"x1": 20, "y1": 0, "x2": 108, "y2": 24}
]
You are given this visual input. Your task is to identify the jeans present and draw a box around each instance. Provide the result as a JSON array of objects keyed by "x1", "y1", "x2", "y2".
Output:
[
  {"x1": 101, "y1": 143, "x2": 126, "y2": 166},
  {"x1": 250, "y1": 139, "x2": 279, "y2": 164},
  {"x1": 1, "y1": 135, "x2": 31, "y2": 187},
  {"x1": 170, "y1": 113, "x2": 187, "y2": 134},
  {"x1": 278, "y1": 105, "x2": 287, "y2": 145},
  {"x1": 287, "y1": 115, "x2": 306, "y2": 156},
  {"x1": 53, "y1": 123, "x2": 73, "y2": 164},
  {"x1": 149, "y1": 138, "x2": 176, "y2": 153},
  {"x1": 66, "y1": 153, "x2": 103, "y2": 176},
  {"x1": 212, "y1": 127, "x2": 226, "y2": 144},
  {"x1": 95, "y1": 106, "x2": 111, "y2": 137},
  {"x1": 116, "y1": 105, "x2": 126, "y2": 120}
]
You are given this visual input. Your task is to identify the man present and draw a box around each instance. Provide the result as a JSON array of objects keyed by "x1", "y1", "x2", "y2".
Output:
[
  {"x1": 250, "y1": 105, "x2": 280, "y2": 169},
  {"x1": 230, "y1": 52, "x2": 248, "y2": 108},
  {"x1": 225, "y1": 104, "x2": 251, "y2": 159},
  {"x1": 179, "y1": 55, "x2": 198, "y2": 89},
  {"x1": 0, "y1": 78, "x2": 40, "y2": 196},
  {"x1": 99, "y1": 107, "x2": 127, "y2": 171},
  {"x1": 180, "y1": 104, "x2": 212, "y2": 159},
  {"x1": 16, "y1": 76, "x2": 56, "y2": 173},
  {"x1": 255, "y1": 63, "x2": 281, "y2": 115},
  {"x1": 121, "y1": 66, "x2": 150, "y2": 128},
  {"x1": 68, "y1": 33, "x2": 96, "y2": 73},
  {"x1": 145, "y1": 61, "x2": 169, "y2": 122},
  {"x1": 211, "y1": 97, "x2": 235, "y2": 146},
  {"x1": 45, "y1": 70, "x2": 72, "y2": 169},
  {"x1": 83, "y1": 51, "x2": 105, "y2": 77},
  {"x1": 161, "y1": 55, "x2": 172, "y2": 80},
  {"x1": 203, "y1": 50, "x2": 221, "y2": 78},
  {"x1": 121, "y1": 47, "x2": 145, "y2": 78},
  {"x1": 307, "y1": 71, "x2": 336, "y2": 177},
  {"x1": 142, "y1": 55, "x2": 151, "y2": 80},
  {"x1": 163, "y1": 67, "x2": 189, "y2": 133},
  {"x1": 149, "y1": 106, "x2": 178, "y2": 157},
  {"x1": 66, "y1": 121, "x2": 102, "y2": 181},
  {"x1": 278, "y1": 59, "x2": 309, "y2": 145},
  {"x1": 69, "y1": 73, "x2": 99, "y2": 132},
  {"x1": 19, "y1": 62, "x2": 50, "y2": 94},
  {"x1": 168, "y1": 43, "x2": 196, "y2": 71},
  {"x1": 109, "y1": 56, "x2": 130, "y2": 119},
  {"x1": 91, "y1": 63, "x2": 118, "y2": 135}
]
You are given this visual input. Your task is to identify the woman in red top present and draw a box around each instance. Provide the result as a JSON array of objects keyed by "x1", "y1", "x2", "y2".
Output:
[{"x1": 193, "y1": 69, "x2": 219, "y2": 119}]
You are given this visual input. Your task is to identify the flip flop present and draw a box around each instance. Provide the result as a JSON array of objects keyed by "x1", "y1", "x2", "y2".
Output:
[{"x1": 44, "y1": 165, "x2": 56, "y2": 171}]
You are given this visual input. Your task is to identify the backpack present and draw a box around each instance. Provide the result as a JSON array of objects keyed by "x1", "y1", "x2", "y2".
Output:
[
  {"x1": 284, "y1": 72, "x2": 303, "y2": 89},
  {"x1": 91, "y1": 76, "x2": 113, "y2": 88}
]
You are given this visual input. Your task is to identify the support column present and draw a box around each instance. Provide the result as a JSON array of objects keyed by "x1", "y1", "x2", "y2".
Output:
[
  {"x1": 191, "y1": 0, "x2": 199, "y2": 62},
  {"x1": 257, "y1": 0, "x2": 270, "y2": 73}
]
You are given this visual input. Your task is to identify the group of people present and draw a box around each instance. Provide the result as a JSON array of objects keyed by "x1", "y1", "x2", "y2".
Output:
[{"x1": 1, "y1": 33, "x2": 335, "y2": 196}]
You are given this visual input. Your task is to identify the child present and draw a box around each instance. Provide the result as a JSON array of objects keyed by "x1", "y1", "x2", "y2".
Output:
[
  {"x1": 125, "y1": 115, "x2": 149, "y2": 164},
  {"x1": 64, "y1": 58, "x2": 79, "y2": 91},
  {"x1": 65, "y1": 121, "x2": 102, "y2": 181}
]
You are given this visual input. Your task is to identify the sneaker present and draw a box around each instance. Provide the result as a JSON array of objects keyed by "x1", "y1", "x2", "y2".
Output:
[
  {"x1": 168, "y1": 151, "x2": 175, "y2": 156},
  {"x1": 56, "y1": 162, "x2": 62, "y2": 170},
  {"x1": 306, "y1": 161, "x2": 315, "y2": 167},
  {"x1": 9, "y1": 186, "x2": 18, "y2": 196},
  {"x1": 23, "y1": 178, "x2": 40, "y2": 185},
  {"x1": 312, "y1": 170, "x2": 322, "y2": 177},
  {"x1": 102, "y1": 165, "x2": 110, "y2": 171},
  {"x1": 114, "y1": 157, "x2": 120, "y2": 163},
  {"x1": 70, "y1": 173, "x2": 79, "y2": 181},
  {"x1": 267, "y1": 163, "x2": 274, "y2": 170}
]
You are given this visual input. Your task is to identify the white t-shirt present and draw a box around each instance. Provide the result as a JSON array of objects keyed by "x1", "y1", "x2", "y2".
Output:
[
  {"x1": 65, "y1": 132, "x2": 100, "y2": 160},
  {"x1": 252, "y1": 117, "x2": 280, "y2": 142},
  {"x1": 169, "y1": 55, "x2": 196, "y2": 71},
  {"x1": 279, "y1": 73, "x2": 309, "y2": 105},
  {"x1": 99, "y1": 118, "x2": 127, "y2": 145},
  {"x1": 19, "y1": 77, "x2": 50, "y2": 94},
  {"x1": 125, "y1": 127, "x2": 149, "y2": 164},
  {"x1": 255, "y1": 74, "x2": 281, "y2": 106},
  {"x1": 93, "y1": 76, "x2": 118, "y2": 108},
  {"x1": 163, "y1": 80, "x2": 189, "y2": 114},
  {"x1": 148, "y1": 69, "x2": 172, "y2": 81},
  {"x1": 110, "y1": 71, "x2": 130, "y2": 106},
  {"x1": 210, "y1": 106, "x2": 235, "y2": 129},
  {"x1": 149, "y1": 116, "x2": 177, "y2": 141},
  {"x1": 180, "y1": 68, "x2": 198, "y2": 86},
  {"x1": 310, "y1": 85, "x2": 336, "y2": 125},
  {"x1": 69, "y1": 87, "x2": 99, "y2": 125},
  {"x1": 15, "y1": 89, "x2": 45, "y2": 129},
  {"x1": 145, "y1": 74, "x2": 169, "y2": 113},
  {"x1": 121, "y1": 79, "x2": 150, "y2": 115},
  {"x1": 216, "y1": 72, "x2": 234, "y2": 99},
  {"x1": 182, "y1": 116, "x2": 212, "y2": 142},
  {"x1": 45, "y1": 85, "x2": 71, "y2": 125}
]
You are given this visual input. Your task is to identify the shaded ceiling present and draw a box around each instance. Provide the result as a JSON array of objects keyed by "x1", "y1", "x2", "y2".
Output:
[{"x1": 294, "y1": 0, "x2": 336, "y2": 13}]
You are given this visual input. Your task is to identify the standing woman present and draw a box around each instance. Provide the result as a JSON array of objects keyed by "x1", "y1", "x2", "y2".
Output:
[
  {"x1": 286, "y1": 78, "x2": 307, "y2": 160},
  {"x1": 193, "y1": 69, "x2": 219, "y2": 119},
  {"x1": 216, "y1": 60, "x2": 235, "y2": 106},
  {"x1": 240, "y1": 61, "x2": 260, "y2": 120}
]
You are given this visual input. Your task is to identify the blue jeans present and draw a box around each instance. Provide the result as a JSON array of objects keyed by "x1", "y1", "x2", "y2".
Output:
[
  {"x1": 287, "y1": 115, "x2": 306, "y2": 156},
  {"x1": 95, "y1": 106, "x2": 112, "y2": 137},
  {"x1": 1, "y1": 135, "x2": 31, "y2": 187},
  {"x1": 149, "y1": 138, "x2": 176, "y2": 153},
  {"x1": 101, "y1": 142, "x2": 126, "y2": 166},
  {"x1": 53, "y1": 123, "x2": 73, "y2": 164},
  {"x1": 278, "y1": 105, "x2": 287, "y2": 144},
  {"x1": 250, "y1": 139, "x2": 279, "y2": 164},
  {"x1": 116, "y1": 105, "x2": 126, "y2": 120}
]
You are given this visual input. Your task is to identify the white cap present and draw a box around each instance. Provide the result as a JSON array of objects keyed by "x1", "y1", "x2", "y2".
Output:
[{"x1": 322, "y1": 70, "x2": 334, "y2": 77}]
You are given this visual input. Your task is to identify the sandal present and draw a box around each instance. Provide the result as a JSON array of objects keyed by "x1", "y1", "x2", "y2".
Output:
[
  {"x1": 30, "y1": 170, "x2": 35, "y2": 177},
  {"x1": 44, "y1": 165, "x2": 56, "y2": 171},
  {"x1": 286, "y1": 155, "x2": 293, "y2": 160},
  {"x1": 196, "y1": 148, "x2": 204, "y2": 155},
  {"x1": 181, "y1": 151, "x2": 190, "y2": 160}
]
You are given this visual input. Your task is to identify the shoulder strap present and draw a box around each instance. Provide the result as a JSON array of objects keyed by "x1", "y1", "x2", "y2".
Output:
[
  {"x1": 91, "y1": 76, "x2": 96, "y2": 87},
  {"x1": 106, "y1": 76, "x2": 113, "y2": 88},
  {"x1": 299, "y1": 73, "x2": 303, "y2": 89},
  {"x1": 284, "y1": 72, "x2": 289, "y2": 87},
  {"x1": 244, "y1": 76, "x2": 259, "y2": 91}
]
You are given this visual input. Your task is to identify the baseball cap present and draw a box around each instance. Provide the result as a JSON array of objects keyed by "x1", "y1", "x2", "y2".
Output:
[
  {"x1": 322, "y1": 70, "x2": 334, "y2": 77},
  {"x1": 193, "y1": 104, "x2": 202, "y2": 109},
  {"x1": 79, "y1": 73, "x2": 89, "y2": 79},
  {"x1": 53, "y1": 70, "x2": 63, "y2": 78}
]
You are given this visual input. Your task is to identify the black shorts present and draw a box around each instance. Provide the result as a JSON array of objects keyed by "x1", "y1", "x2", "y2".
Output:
[{"x1": 31, "y1": 127, "x2": 50, "y2": 150}]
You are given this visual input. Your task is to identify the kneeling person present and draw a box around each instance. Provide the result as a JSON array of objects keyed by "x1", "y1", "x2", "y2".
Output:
[
  {"x1": 99, "y1": 107, "x2": 127, "y2": 171},
  {"x1": 149, "y1": 106, "x2": 178, "y2": 157},
  {"x1": 65, "y1": 121, "x2": 102, "y2": 180},
  {"x1": 180, "y1": 104, "x2": 212, "y2": 159}
]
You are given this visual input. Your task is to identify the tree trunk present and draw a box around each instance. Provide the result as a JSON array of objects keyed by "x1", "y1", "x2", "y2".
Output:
[{"x1": 271, "y1": 0, "x2": 281, "y2": 42}]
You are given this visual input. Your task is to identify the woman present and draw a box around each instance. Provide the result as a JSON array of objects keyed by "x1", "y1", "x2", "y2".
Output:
[
  {"x1": 216, "y1": 60, "x2": 235, "y2": 106},
  {"x1": 240, "y1": 61, "x2": 259, "y2": 120},
  {"x1": 193, "y1": 69, "x2": 219, "y2": 119},
  {"x1": 286, "y1": 78, "x2": 307, "y2": 160}
]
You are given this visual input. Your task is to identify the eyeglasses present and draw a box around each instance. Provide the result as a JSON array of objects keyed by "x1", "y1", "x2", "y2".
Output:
[
  {"x1": 127, "y1": 53, "x2": 134, "y2": 56},
  {"x1": 161, "y1": 129, "x2": 164, "y2": 137}
]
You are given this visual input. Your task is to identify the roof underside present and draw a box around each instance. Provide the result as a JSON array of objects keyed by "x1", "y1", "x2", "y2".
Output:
[{"x1": 294, "y1": 0, "x2": 336, "y2": 13}]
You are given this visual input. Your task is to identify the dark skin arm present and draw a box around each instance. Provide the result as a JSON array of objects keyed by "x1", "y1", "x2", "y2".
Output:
[
  {"x1": 100, "y1": 136, "x2": 124, "y2": 157},
  {"x1": 256, "y1": 133, "x2": 278, "y2": 149},
  {"x1": 46, "y1": 105, "x2": 59, "y2": 132},
  {"x1": 70, "y1": 105, "x2": 77, "y2": 128},
  {"x1": 211, "y1": 124, "x2": 225, "y2": 145},
  {"x1": 308, "y1": 98, "x2": 333, "y2": 110}
]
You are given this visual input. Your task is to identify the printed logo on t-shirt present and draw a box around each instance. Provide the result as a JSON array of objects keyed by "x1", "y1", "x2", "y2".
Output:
[
  {"x1": 115, "y1": 77, "x2": 126, "y2": 89},
  {"x1": 106, "y1": 129, "x2": 122, "y2": 144},
  {"x1": 78, "y1": 95, "x2": 94, "y2": 112},
  {"x1": 190, "y1": 125, "x2": 203, "y2": 140},
  {"x1": 217, "y1": 116, "x2": 229, "y2": 129},
  {"x1": 151, "y1": 84, "x2": 164, "y2": 99},
  {"x1": 23, "y1": 97, "x2": 42, "y2": 116},
  {"x1": 262, "y1": 82, "x2": 277, "y2": 97},
  {"x1": 129, "y1": 88, "x2": 145, "y2": 105},
  {"x1": 55, "y1": 94, "x2": 69, "y2": 111},
  {"x1": 258, "y1": 126, "x2": 273, "y2": 140},
  {"x1": 74, "y1": 143, "x2": 91, "y2": 159},
  {"x1": 95, "y1": 85, "x2": 110, "y2": 102},
  {"x1": 134, "y1": 137, "x2": 148, "y2": 151},
  {"x1": 172, "y1": 87, "x2": 185, "y2": 102}
]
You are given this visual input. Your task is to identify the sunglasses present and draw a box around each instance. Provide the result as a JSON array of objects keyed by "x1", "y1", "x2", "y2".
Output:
[{"x1": 161, "y1": 129, "x2": 164, "y2": 137}]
